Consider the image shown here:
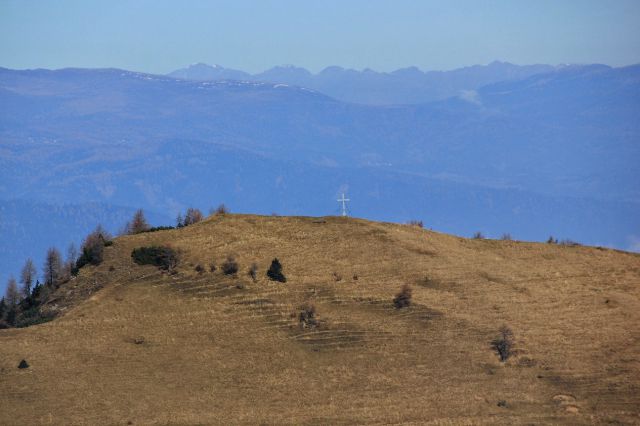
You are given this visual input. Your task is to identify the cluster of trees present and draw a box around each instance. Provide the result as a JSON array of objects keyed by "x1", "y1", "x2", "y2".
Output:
[
  {"x1": 1, "y1": 225, "x2": 112, "y2": 328},
  {"x1": 2, "y1": 206, "x2": 230, "y2": 328},
  {"x1": 176, "y1": 207, "x2": 204, "y2": 228}
]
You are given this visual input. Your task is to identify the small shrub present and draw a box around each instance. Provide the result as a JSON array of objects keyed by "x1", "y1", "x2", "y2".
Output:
[
  {"x1": 547, "y1": 236, "x2": 558, "y2": 244},
  {"x1": 131, "y1": 246, "x2": 179, "y2": 271},
  {"x1": 393, "y1": 284, "x2": 412, "y2": 309},
  {"x1": 266, "y1": 258, "x2": 286, "y2": 283},
  {"x1": 18, "y1": 359, "x2": 29, "y2": 369},
  {"x1": 298, "y1": 302, "x2": 317, "y2": 328},
  {"x1": 247, "y1": 263, "x2": 258, "y2": 282},
  {"x1": 209, "y1": 262, "x2": 217, "y2": 273},
  {"x1": 407, "y1": 220, "x2": 423, "y2": 228},
  {"x1": 353, "y1": 274, "x2": 359, "y2": 281},
  {"x1": 221, "y1": 256, "x2": 239, "y2": 275},
  {"x1": 195, "y1": 264, "x2": 205, "y2": 274},
  {"x1": 501, "y1": 233, "x2": 512, "y2": 241},
  {"x1": 491, "y1": 326, "x2": 514, "y2": 362},
  {"x1": 141, "y1": 226, "x2": 175, "y2": 233},
  {"x1": 332, "y1": 272, "x2": 342, "y2": 282},
  {"x1": 473, "y1": 231, "x2": 484, "y2": 239}
]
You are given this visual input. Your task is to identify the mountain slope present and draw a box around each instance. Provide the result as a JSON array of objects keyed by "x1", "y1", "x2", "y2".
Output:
[
  {"x1": 0, "y1": 199, "x2": 172, "y2": 291},
  {"x1": 1, "y1": 215, "x2": 639, "y2": 424},
  {"x1": 1, "y1": 64, "x2": 639, "y2": 294}
]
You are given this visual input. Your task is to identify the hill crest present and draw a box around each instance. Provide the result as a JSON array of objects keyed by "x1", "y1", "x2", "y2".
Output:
[{"x1": 1, "y1": 214, "x2": 639, "y2": 424}]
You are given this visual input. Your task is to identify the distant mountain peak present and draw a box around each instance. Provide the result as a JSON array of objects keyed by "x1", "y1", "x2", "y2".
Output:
[{"x1": 168, "y1": 63, "x2": 250, "y2": 81}]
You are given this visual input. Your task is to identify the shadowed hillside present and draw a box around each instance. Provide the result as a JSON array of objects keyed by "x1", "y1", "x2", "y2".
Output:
[{"x1": 1, "y1": 214, "x2": 639, "y2": 424}]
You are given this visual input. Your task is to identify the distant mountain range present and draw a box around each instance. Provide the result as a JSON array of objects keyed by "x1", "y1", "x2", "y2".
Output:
[
  {"x1": 168, "y1": 61, "x2": 557, "y2": 105},
  {"x1": 1, "y1": 62, "x2": 639, "y2": 292}
]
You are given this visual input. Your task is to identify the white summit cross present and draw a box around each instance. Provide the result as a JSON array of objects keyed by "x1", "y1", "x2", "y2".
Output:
[{"x1": 337, "y1": 193, "x2": 350, "y2": 217}]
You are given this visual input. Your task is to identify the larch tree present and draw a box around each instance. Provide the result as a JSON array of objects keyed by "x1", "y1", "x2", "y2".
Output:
[
  {"x1": 43, "y1": 247, "x2": 63, "y2": 287},
  {"x1": 20, "y1": 258, "x2": 37, "y2": 298},
  {"x1": 64, "y1": 243, "x2": 78, "y2": 278},
  {"x1": 129, "y1": 209, "x2": 150, "y2": 234},
  {"x1": 5, "y1": 276, "x2": 19, "y2": 307},
  {"x1": 183, "y1": 208, "x2": 204, "y2": 226}
]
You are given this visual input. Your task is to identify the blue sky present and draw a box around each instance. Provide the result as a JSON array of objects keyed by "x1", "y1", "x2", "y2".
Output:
[{"x1": 1, "y1": 0, "x2": 640, "y2": 73}]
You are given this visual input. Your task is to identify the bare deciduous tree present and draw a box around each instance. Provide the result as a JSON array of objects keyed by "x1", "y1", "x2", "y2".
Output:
[
  {"x1": 5, "y1": 276, "x2": 19, "y2": 307},
  {"x1": 43, "y1": 247, "x2": 63, "y2": 287},
  {"x1": 20, "y1": 258, "x2": 37, "y2": 298},
  {"x1": 183, "y1": 208, "x2": 204, "y2": 226},
  {"x1": 63, "y1": 243, "x2": 78, "y2": 279},
  {"x1": 128, "y1": 209, "x2": 150, "y2": 234}
]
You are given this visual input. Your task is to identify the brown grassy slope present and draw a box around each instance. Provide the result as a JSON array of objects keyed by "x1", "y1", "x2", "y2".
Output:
[{"x1": 1, "y1": 214, "x2": 639, "y2": 425}]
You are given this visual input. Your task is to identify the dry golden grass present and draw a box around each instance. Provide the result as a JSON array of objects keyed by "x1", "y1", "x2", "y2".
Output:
[{"x1": 1, "y1": 214, "x2": 639, "y2": 425}]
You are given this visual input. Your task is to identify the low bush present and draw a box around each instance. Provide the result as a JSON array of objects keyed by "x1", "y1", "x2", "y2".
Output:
[
  {"x1": 209, "y1": 262, "x2": 217, "y2": 272},
  {"x1": 298, "y1": 302, "x2": 317, "y2": 328},
  {"x1": 195, "y1": 264, "x2": 205, "y2": 274},
  {"x1": 140, "y1": 226, "x2": 175, "y2": 233},
  {"x1": 15, "y1": 306, "x2": 54, "y2": 328},
  {"x1": 221, "y1": 256, "x2": 239, "y2": 275},
  {"x1": 501, "y1": 233, "x2": 512, "y2": 241},
  {"x1": 247, "y1": 263, "x2": 258, "y2": 282},
  {"x1": 266, "y1": 258, "x2": 286, "y2": 283},
  {"x1": 473, "y1": 231, "x2": 485, "y2": 239},
  {"x1": 131, "y1": 246, "x2": 179, "y2": 270},
  {"x1": 393, "y1": 284, "x2": 412, "y2": 309},
  {"x1": 491, "y1": 326, "x2": 514, "y2": 362},
  {"x1": 407, "y1": 220, "x2": 423, "y2": 228},
  {"x1": 547, "y1": 236, "x2": 558, "y2": 244}
]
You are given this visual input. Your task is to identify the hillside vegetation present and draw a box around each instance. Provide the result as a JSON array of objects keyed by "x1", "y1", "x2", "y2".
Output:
[{"x1": 1, "y1": 215, "x2": 639, "y2": 424}]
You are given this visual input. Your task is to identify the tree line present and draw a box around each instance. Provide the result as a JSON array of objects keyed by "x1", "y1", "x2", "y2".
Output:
[{"x1": 1, "y1": 206, "x2": 221, "y2": 328}]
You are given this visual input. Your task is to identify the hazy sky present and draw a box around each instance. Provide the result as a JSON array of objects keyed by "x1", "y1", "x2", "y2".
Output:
[{"x1": 1, "y1": 0, "x2": 640, "y2": 73}]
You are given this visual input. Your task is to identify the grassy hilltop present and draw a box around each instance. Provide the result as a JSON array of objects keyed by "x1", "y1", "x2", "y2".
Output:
[{"x1": 1, "y1": 214, "x2": 639, "y2": 424}]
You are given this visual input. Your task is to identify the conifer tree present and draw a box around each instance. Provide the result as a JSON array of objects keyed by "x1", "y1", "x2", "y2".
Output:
[
  {"x1": 0, "y1": 297, "x2": 6, "y2": 319},
  {"x1": 266, "y1": 258, "x2": 286, "y2": 283}
]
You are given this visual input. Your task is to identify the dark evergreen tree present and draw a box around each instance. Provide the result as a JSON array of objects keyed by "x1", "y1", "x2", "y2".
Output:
[{"x1": 266, "y1": 258, "x2": 286, "y2": 283}]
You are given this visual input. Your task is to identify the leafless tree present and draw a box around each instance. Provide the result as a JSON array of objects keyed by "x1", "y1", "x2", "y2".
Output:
[
  {"x1": 5, "y1": 276, "x2": 19, "y2": 307},
  {"x1": 43, "y1": 247, "x2": 63, "y2": 287},
  {"x1": 128, "y1": 209, "x2": 150, "y2": 234},
  {"x1": 183, "y1": 208, "x2": 204, "y2": 226},
  {"x1": 63, "y1": 243, "x2": 78, "y2": 279},
  {"x1": 20, "y1": 258, "x2": 37, "y2": 298}
]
